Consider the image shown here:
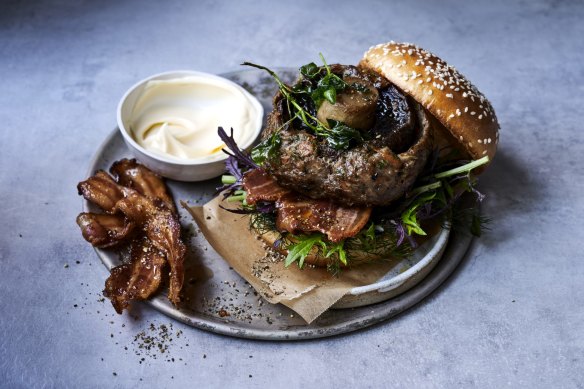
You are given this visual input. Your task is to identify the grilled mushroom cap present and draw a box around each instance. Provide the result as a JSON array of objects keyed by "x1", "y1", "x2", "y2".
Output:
[{"x1": 360, "y1": 41, "x2": 500, "y2": 163}]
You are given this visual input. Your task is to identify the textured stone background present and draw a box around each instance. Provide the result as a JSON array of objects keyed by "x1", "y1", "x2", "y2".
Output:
[{"x1": 1, "y1": 0, "x2": 583, "y2": 387}]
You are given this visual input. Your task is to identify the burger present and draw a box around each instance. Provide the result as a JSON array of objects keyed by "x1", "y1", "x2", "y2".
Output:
[{"x1": 218, "y1": 41, "x2": 499, "y2": 273}]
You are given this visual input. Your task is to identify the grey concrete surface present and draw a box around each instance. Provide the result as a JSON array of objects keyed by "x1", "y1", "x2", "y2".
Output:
[{"x1": 1, "y1": 0, "x2": 583, "y2": 387}]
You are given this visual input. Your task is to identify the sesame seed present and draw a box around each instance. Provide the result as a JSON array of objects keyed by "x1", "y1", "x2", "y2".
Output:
[
  {"x1": 427, "y1": 90, "x2": 433, "y2": 95},
  {"x1": 478, "y1": 139, "x2": 482, "y2": 144},
  {"x1": 482, "y1": 150, "x2": 488, "y2": 155},
  {"x1": 478, "y1": 115, "x2": 483, "y2": 120},
  {"x1": 470, "y1": 111, "x2": 476, "y2": 115},
  {"x1": 446, "y1": 93, "x2": 453, "y2": 98}
]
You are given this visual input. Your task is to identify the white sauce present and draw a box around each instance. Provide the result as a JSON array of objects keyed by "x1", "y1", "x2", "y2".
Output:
[{"x1": 129, "y1": 76, "x2": 260, "y2": 160}]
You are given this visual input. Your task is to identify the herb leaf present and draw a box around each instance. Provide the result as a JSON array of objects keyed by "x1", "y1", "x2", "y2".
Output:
[
  {"x1": 401, "y1": 192, "x2": 437, "y2": 236},
  {"x1": 323, "y1": 88, "x2": 337, "y2": 105},
  {"x1": 322, "y1": 240, "x2": 347, "y2": 265},
  {"x1": 318, "y1": 120, "x2": 364, "y2": 150},
  {"x1": 251, "y1": 131, "x2": 281, "y2": 166},
  {"x1": 284, "y1": 234, "x2": 325, "y2": 268},
  {"x1": 300, "y1": 62, "x2": 319, "y2": 78}
]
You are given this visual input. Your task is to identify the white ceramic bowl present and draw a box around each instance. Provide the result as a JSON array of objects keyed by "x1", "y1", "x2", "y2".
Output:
[{"x1": 117, "y1": 70, "x2": 264, "y2": 181}]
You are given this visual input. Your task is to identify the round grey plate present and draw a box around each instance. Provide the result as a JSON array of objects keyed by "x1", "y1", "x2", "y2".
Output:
[{"x1": 84, "y1": 69, "x2": 473, "y2": 340}]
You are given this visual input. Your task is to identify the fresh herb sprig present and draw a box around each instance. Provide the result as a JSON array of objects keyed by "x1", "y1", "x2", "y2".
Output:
[
  {"x1": 243, "y1": 55, "x2": 363, "y2": 153},
  {"x1": 279, "y1": 221, "x2": 412, "y2": 274},
  {"x1": 399, "y1": 155, "x2": 490, "y2": 237},
  {"x1": 296, "y1": 53, "x2": 348, "y2": 107}
]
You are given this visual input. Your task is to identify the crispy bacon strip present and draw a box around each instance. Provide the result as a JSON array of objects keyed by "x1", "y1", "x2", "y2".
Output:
[
  {"x1": 242, "y1": 169, "x2": 291, "y2": 204},
  {"x1": 115, "y1": 188, "x2": 185, "y2": 305},
  {"x1": 110, "y1": 159, "x2": 176, "y2": 214},
  {"x1": 276, "y1": 195, "x2": 372, "y2": 242},
  {"x1": 242, "y1": 168, "x2": 372, "y2": 242},
  {"x1": 77, "y1": 164, "x2": 185, "y2": 312},
  {"x1": 76, "y1": 212, "x2": 135, "y2": 248},
  {"x1": 103, "y1": 237, "x2": 166, "y2": 314},
  {"x1": 77, "y1": 171, "x2": 125, "y2": 214}
]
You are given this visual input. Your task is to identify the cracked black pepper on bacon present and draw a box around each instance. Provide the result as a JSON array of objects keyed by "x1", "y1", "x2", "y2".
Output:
[{"x1": 76, "y1": 159, "x2": 185, "y2": 313}]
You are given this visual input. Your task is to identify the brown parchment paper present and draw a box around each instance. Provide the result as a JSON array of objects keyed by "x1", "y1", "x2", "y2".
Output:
[{"x1": 182, "y1": 196, "x2": 397, "y2": 323}]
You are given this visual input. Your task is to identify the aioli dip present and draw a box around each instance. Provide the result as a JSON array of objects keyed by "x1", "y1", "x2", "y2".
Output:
[{"x1": 129, "y1": 76, "x2": 261, "y2": 161}]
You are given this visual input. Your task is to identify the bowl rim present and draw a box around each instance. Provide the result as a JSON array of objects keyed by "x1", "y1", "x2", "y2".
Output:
[{"x1": 116, "y1": 69, "x2": 264, "y2": 166}]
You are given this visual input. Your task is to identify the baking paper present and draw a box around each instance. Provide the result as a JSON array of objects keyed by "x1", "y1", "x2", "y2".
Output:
[{"x1": 182, "y1": 196, "x2": 398, "y2": 323}]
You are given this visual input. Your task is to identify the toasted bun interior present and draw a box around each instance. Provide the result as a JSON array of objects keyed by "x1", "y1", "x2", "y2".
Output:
[{"x1": 360, "y1": 42, "x2": 499, "y2": 163}]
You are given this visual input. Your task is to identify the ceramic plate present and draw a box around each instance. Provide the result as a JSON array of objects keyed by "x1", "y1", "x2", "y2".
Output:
[{"x1": 81, "y1": 69, "x2": 472, "y2": 340}]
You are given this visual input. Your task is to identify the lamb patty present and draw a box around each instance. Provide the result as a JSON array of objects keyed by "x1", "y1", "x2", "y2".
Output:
[{"x1": 261, "y1": 65, "x2": 433, "y2": 207}]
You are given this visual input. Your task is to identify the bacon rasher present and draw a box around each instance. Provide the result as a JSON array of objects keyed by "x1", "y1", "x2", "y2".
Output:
[{"x1": 243, "y1": 169, "x2": 371, "y2": 242}]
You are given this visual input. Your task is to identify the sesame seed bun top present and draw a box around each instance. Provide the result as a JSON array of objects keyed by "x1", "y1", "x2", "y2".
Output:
[{"x1": 359, "y1": 41, "x2": 499, "y2": 163}]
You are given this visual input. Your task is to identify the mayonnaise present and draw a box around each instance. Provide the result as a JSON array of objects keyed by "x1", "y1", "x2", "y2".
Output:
[{"x1": 129, "y1": 75, "x2": 261, "y2": 161}]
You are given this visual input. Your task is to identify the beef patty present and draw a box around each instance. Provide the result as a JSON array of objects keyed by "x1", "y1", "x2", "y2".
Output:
[{"x1": 261, "y1": 64, "x2": 433, "y2": 207}]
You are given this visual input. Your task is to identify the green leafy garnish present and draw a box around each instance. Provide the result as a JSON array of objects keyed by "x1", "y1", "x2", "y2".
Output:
[
  {"x1": 310, "y1": 53, "x2": 348, "y2": 106},
  {"x1": 283, "y1": 233, "x2": 351, "y2": 270},
  {"x1": 251, "y1": 131, "x2": 281, "y2": 165},
  {"x1": 316, "y1": 120, "x2": 364, "y2": 150},
  {"x1": 399, "y1": 155, "x2": 491, "y2": 238},
  {"x1": 243, "y1": 54, "x2": 364, "y2": 156},
  {"x1": 281, "y1": 222, "x2": 411, "y2": 272},
  {"x1": 299, "y1": 62, "x2": 319, "y2": 78},
  {"x1": 321, "y1": 240, "x2": 347, "y2": 266},
  {"x1": 284, "y1": 234, "x2": 327, "y2": 268},
  {"x1": 401, "y1": 192, "x2": 438, "y2": 236}
]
